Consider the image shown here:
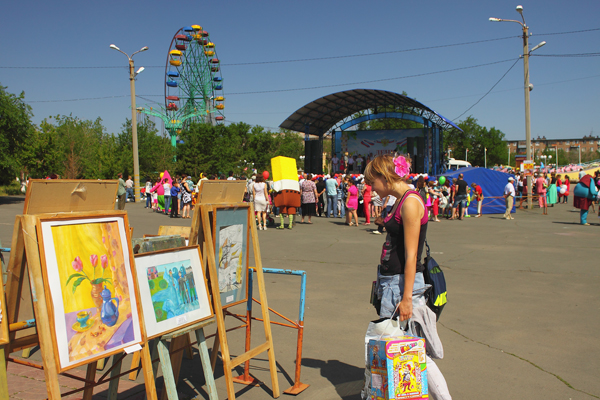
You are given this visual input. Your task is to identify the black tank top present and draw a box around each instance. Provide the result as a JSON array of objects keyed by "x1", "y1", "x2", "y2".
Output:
[{"x1": 379, "y1": 190, "x2": 428, "y2": 276}]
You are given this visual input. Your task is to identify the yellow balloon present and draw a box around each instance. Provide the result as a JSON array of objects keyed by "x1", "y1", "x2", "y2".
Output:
[{"x1": 160, "y1": 173, "x2": 164, "y2": 178}]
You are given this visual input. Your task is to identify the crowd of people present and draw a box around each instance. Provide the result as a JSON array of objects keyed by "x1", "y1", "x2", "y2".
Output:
[{"x1": 116, "y1": 162, "x2": 600, "y2": 229}]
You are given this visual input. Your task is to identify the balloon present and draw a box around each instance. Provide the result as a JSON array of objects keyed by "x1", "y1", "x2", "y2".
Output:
[
  {"x1": 438, "y1": 176, "x2": 446, "y2": 185},
  {"x1": 557, "y1": 186, "x2": 561, "y2": 193},
  {"x1": 560, "y1": 188, "x2": 566, "y2": 194},
  {"x1": 160, "y1": 172, "x2": 164, "y2": 178},
  {"x1": 262, "y1": 170, "x2": 270, "y2": 179}
]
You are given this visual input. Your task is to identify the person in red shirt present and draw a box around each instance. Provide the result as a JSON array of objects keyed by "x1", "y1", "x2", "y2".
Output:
[{"x1": 471, "y1": 182, "x2": 484, "y2": 217}]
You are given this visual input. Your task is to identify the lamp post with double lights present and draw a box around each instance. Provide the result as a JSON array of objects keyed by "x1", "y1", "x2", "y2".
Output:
[
  {"x1": 110, "y1": 44, "x2": 148, "y2": 202},
  {"x1": 490, "y1": 5, "x2": 546, "y2": 209}
]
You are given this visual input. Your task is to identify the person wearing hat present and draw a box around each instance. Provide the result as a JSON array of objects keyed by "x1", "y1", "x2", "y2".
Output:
[{"x1": 503, "y1": 177, "x2": 516, "y2": 220}]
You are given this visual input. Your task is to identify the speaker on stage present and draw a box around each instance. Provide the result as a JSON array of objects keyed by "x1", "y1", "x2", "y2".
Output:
[{"x1": 304, "y1": 140, "x2": 323, "y2": 174}]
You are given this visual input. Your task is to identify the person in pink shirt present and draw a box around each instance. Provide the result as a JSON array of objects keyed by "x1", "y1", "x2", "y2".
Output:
[
  {"x1": 345, "y1": 178, "x2": 359, "y2": 226},
  {"x1": 535, "y1": 174, "x2": 548, "y2": 215}
]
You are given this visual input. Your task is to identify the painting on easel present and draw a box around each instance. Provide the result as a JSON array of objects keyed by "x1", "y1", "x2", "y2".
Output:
[
  {"x1": 38, "y1": 215, "x2": 142, "y2": 371},
  {"x1": 213, "y1": 206, "x2": 249, "y2": 308},
  {"x1": 134, "y1": 246, "x2": 212, "y2": 339}
]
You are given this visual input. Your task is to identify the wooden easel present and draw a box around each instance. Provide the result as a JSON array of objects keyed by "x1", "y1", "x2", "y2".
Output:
[
  {"x1": 4, "y1": 214, "x2": 157, "y2": 400},
  {"x1": 151, "y1": 319, "x2": 218, "y2": 400},
  {"x1": 189, "y1": 202, "x2": 280, "y2": 400},
  {"x1": 2, "y1": 180, "x2": 157, "y2": 400},
  {"x1": 0, "y1": 246, "x2": 10, "y2": 400},
  {"x1": 126, "y1": 238, "x2": 219, "y2": 400}
]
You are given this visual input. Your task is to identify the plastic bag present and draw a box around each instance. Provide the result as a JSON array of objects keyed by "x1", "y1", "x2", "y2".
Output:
[{"x1": 361, "y1": 317, "x2": 409, "y2": 400}]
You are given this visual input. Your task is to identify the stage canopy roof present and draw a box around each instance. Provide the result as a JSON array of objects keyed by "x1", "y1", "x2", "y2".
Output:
[{"x1": 279, "y1": 89, "x2": 461, "y2": 136}]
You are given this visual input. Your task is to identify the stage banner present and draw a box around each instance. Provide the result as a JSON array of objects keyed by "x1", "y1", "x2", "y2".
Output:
[{"x1": 341, "y1": 129, "x2": 424, "y2": 156}]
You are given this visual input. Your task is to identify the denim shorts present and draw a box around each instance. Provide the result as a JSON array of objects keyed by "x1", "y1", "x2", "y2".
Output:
[
  {"x1": 453, "y1": 194, "x2": 467, "y2": 208},
  {"x1": 376, "y1": 270, "x2": 430, "y2": 318}
]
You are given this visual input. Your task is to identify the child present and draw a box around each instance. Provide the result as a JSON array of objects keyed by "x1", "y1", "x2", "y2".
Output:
[
  {"x1": 170, "y1": 181, "x2": 180, "y2": 218},
  {"x1": 152, "y1": 182, "x2": 159, "y2": 211}
]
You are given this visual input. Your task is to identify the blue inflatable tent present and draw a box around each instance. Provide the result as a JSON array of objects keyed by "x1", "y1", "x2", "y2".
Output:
[{"x1": 439, "y1": 167, "x2": 516, "y2": 214}]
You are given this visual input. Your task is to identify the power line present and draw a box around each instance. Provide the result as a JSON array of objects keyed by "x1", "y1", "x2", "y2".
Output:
[
  {"x1": 25, "y1": 95, "x2": 129, "y2": 103},
  {"x1": 221, "y1": 36, "x2": 519, "y2": 66},
  {"x1": 453, "y1": 58, "x2": 521, "y2": 121},
  {"x1": 534, "y1": 27, "x2": 600, "y2": 36},
  {"x1": 2, "y1": 27, "x2": 598, "y2": 70},
  {"x1": 531, "y1": 52, "x2": 600, "y2": 58},
  {"x1": 226, "y1": 58, "x2": 517, "y2": 95},
  {"x1": 23, "y1": 58, "x2": 517, "y2": 103}
]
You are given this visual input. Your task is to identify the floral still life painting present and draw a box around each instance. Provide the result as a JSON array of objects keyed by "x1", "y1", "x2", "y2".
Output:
[
  {"x1": 135, "y1": 247, "x2": 212, "y2": 339},
  {"x1": 40, "y1": 216, "x2": 142, "y2": 370}
]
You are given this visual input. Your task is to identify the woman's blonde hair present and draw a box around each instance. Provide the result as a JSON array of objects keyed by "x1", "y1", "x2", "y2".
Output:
[{"x1": 364, "y1": 154, "x2": 412, "y2": 185}]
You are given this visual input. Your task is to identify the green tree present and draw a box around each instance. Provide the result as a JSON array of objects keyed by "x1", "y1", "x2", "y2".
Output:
[
  {"x1": 20, "y1": 118, "x2": 64, "y2": 178},
  {"x1": 445, "y1": 116, "x2": 507, "y2": 167},
  {"x1": 175, "y1": 123, "x2": 304, "y2": 179},
  {"x1": 0, "y1": 85, "x2": 33, "y2": 184},
  {"x1": 116, "y1": 118, "x2": 175, "y2": 179}
]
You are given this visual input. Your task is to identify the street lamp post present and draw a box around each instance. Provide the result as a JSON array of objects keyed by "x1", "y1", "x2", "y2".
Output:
[
  {"x1": 507, "y1": 144, "x2": 511, "y2": 166},
  {"x1": 578, "y1": 145, "x2": 581, "y2": 165},
  {"x1": 110, "y1": 44, "x2": 148, "y2": 203},
  {"x1": 490, "y1": 5, "x2": 546, "y2": 210},
  {"x1": 465, "y1": 148, "x2": 468, "y2": 163}
]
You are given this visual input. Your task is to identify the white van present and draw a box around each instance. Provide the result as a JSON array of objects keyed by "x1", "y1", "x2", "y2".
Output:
[{"x1": 446, "y1": 158, "x2": 472, "y2": 170}]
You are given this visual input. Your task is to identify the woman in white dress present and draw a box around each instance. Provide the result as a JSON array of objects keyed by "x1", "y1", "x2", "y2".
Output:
[{"x1": 253, "y1": 175, "x2": 270, "y2": 230}]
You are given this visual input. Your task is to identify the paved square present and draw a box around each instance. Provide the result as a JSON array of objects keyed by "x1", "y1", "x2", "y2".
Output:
[{"x1": 1, "y1": 197, "x2": 598, "y2": 399}]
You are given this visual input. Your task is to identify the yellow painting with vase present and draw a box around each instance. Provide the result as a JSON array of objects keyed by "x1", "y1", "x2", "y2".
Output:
[{"x1": 42, "y1": 217, "x2": 141, "y2": 369}]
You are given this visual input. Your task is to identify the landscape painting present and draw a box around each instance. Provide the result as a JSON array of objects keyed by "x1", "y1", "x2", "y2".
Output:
[
  {"x1": 39, "y1": 216, "x2": 142, "y2": 371},
  {"x1": 135, "y1": 246, "x2": 212, "y2": 339},
  {"x1": 146, "y1": 260, "x2": 200, "y2": 322},
  {"x1": 214, "y1": 208, "x2": 248, "y2": 307}
]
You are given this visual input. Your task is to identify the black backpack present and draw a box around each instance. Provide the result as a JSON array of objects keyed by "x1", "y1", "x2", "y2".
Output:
[{"x1": 423, "y1": 241, "x2": 447, "y2": 321}]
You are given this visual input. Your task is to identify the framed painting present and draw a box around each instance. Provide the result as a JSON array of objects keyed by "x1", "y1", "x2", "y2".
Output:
[
  {"x1": 37, "y1": 212, "x2": 143, "y2": 372},
  {"x1": 211, "y1": 204, "x2": 250, "y2": 308},
  {"x1": 133, "y1": 246, "x2": 213, "y2": 339}
]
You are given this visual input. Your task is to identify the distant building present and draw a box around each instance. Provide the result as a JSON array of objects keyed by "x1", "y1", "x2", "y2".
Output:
[
  {"x1": 506, "y1": 135, "x2": 600, "y2": 157},
  {"x1": 147, "y1": 266, "x2": 158, "y2": 280}
]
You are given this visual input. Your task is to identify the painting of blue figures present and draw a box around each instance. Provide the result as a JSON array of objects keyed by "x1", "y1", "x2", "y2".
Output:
[{"x1": 146, "y1": 260, "x2": 200, "y2": 323}]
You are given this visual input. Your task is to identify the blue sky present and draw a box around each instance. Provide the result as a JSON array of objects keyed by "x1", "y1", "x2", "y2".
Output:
[{"x1": 1, "y1": 0, "x2": 598, "y2": 140}]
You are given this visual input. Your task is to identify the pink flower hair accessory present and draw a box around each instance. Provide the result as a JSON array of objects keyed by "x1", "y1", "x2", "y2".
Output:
[{"x1": 393, "y1": 156, "x2": 411, "y2": 177}]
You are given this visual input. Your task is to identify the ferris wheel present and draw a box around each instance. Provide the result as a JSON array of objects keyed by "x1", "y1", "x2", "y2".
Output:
[{"x1": 140, "y1": 24, "x2": 225, "y2": 149}]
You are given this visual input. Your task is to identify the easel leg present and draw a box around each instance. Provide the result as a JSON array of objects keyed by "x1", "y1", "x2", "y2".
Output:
[
  {"x1": 106, "y1": 356, "x2": 123, "y2": 400},
  {"x1": 210, "y1": 332, "x2": 220, "y2": 372},
  {"x1": 21, "y1": 348, "x2": 32, "y2": 359},
  {"x1": 183, "y1": 333, "x2": 193, "y2": 359},
  {"x1": 23, "y1": 216, "x2": 61, "y2": 400},
  {"x1": 195, "y1": 329, "x2": 218, "y2": 400},
  {"x1": 141, "y1": 341, "x2": 158, "y2": 400},
  {"x1": 129, "y1": 351, "x2": 141, "y2": 380},
  {"x1": 157, "y1": 339, "x2": 179, "y2": 400},
  {"x1": 0, "y1": 346, "x2": 8, "y2": 400},
  {"x1": 82, "y1": 361, "x2": 98, "y2": 400}
]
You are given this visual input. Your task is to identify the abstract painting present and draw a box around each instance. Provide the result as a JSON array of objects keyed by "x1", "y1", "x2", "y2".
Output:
[
  {"x1": 39, "y1": 215, "x2": 142, "y2": 371},
  {"x1": 134, "y1": 246, "x2": 212, "y2": 339},
  {"x1": 213, "y1": 207, "x2": 248, "y2": 307}
]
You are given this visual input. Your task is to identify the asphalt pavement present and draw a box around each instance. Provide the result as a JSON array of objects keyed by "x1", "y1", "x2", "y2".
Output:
[{"x1": 1, "y1": 196, "x2": 598, "y2": 399}]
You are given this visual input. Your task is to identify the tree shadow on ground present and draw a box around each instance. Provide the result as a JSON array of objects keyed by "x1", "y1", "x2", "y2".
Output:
[
  {"x1": 302, "y1": 358, "x2": 364, "y2": 399},
  {"x1": 0, "y1": 196, "x2": 25, "y2": 205}
]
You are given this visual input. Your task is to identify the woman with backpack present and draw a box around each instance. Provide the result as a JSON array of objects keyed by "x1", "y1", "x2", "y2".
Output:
[{"x1": 364, "y1": 154, "x2": 451, "y2": 399}]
